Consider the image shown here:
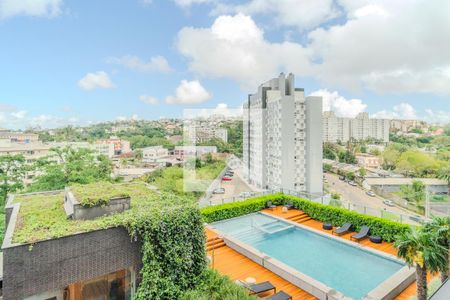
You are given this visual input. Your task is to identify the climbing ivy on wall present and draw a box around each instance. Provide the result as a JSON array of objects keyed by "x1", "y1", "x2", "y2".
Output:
[{"x1": 124, "y1": 204, "x2": 207, "y2": 299}]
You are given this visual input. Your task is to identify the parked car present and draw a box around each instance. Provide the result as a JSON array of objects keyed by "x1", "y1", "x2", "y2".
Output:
[
  {"x1": 383, "y1": 200, "x2": 395, "y2": 207},
  {"x1": 339, "y1": 176, "x2": 345, "y2": 181},
  {"x1": 409, "y1": 215, "x2": 424, "y2": 224},
  {"x1": 366, "y1": 190, "x2": 376, "y2": 197},
  {"x1": 239, "y1": 192, "x2": 254, "y2": 198},
  {"x1": 222, "y1": 176, "x2": 232, "y2": 181},
  {"x1": 213, "y1": 188, "x2": 225, "y2": 194},
  {"x1": 348, "y1": 181, "x2": 357, "y2": 186},
  {"x1": 224, "y1": 172, "x2": 234, "y2": 177}
]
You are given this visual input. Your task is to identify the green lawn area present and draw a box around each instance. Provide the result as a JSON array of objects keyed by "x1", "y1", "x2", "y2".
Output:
[
  {"x1": 12, "y1": 182, "x2": 195, "y2": 245},
  {"x1": 380, "y1": 210, "x2": 402, "y2": 222}
]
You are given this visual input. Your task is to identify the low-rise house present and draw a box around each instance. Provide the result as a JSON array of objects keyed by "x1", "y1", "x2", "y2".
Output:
[
  {"x1": 0, "y1": 130, "x2": 39, "y2": 143},
  {"x1": 48, "y1": 141, "x2": 115, "y2": 158},
  {"x1": 2, "y1": 182, "x2": 150, "y2": 300},
  {"x1": 355, "y1": 153, "x2": 381, "y2": 169},
  {"x1": 96, "y1": 136, "x2": 131, "y2": 155},
  {"x1": 142, "y1": 146, "x2": 169, "y2": 165},
  {"x1": 172, "y1": 146, "x2": 217, "y2": 159},
  {"x1": 0, "y1": 141, "x2": 51, "y2": 163}
]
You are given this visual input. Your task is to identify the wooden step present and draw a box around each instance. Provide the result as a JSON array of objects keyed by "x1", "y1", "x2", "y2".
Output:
[
  {"x1": 286, "y1": 213, "x2": 304, "y2": 220},
  {"x1": 296, "y1": 216, "x2": 312, "y2": 223},
  {"x1": 207, "y1": 241, "x2": 226, "y2": 251},
  {"x1": 206, "y1": 238, "x2": 224, "y2": 248},
  {"x1": 288, "y1": 214, "x2": 307, "y2": 222}
]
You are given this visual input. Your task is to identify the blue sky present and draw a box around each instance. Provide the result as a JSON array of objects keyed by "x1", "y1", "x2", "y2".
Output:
[{"x1": 0, "y1": 0, "x2": 449, "y2": 129}]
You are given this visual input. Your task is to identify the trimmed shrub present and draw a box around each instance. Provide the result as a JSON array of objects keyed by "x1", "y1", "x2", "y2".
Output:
[{"x1": 201, "y1": 194, "x2": 411, "y2": 242}]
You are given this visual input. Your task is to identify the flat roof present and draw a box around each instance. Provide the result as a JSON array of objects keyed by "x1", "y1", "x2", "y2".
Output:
[
  {"x1": 6, "y1": 182, "x2": 189, "y2": 245},
  {"x1": 365, "y1": 177, "x2": 447, "y2": 186}
]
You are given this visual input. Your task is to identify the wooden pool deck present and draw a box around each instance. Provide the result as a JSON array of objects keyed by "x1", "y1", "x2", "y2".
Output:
[{"x1": 206, "y1": 206, "x2": 422, "y2": 299}]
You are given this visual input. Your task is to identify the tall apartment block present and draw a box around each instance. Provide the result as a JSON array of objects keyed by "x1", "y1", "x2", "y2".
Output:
[
  {"x1": 243, "y1": 73, "x2": 323, "y2": 195},
  {"x1": 323, "y1": 111, "x2": 390, "y2": 143}
]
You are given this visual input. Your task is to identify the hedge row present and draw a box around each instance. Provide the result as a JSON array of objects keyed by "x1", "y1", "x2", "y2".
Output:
[{"x1": 200, "y1": 193, "x2": 411, "y2": 242}]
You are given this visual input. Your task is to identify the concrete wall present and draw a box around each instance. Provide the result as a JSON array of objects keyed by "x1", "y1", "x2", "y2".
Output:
[
  {"x1": 306, "y1": 96, "x2": 323, "y2": 195},
  {"x1": 2, "y1": 227, "x2": 142, "y2": 300}
]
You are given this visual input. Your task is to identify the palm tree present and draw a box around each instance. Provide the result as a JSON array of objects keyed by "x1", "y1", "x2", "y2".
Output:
[
  {"x1": 395, "y1": 228, "x2": 448, "y2": 300},
  {"x1": 423, "y1": 217, "x2": 450, "y2": 283}
]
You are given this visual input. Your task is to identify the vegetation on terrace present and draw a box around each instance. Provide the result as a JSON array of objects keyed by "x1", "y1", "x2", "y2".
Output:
[
  {"x1": 12, "y1": 182, "x2": 195, "y2": 244},
  {"x1": 200, "y1": 193, "x2": 411, "y2": 242},
  {"x1": 70, "y1": 181, "x2": 131, "y2": 207}
]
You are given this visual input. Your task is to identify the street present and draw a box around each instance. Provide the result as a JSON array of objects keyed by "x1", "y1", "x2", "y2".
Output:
[{"x1": 324, "y1": 173, "x2": 419, "y2": 221}]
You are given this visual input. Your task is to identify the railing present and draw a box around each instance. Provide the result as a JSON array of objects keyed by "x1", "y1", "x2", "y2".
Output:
[{"x1": 200, "y1": 188, "x2": 425, "y2": 225}]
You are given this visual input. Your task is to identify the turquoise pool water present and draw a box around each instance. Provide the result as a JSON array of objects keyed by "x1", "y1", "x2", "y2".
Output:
[{"x1": 212, "y1": 213, "x2": 404, "y2": 299}]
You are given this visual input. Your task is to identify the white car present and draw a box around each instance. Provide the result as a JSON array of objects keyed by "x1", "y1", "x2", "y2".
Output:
[
  {"x1": 213, "y1": 188, "x2": 225, "y2": 194},
  {"x1": 348, "y1": 181, "x2": 357, "y2": 186},
  {"x1": 239, "y1": 192, "x2": 254, "y2": 198},
  {"x1": 366, "y1": 190, "x2": 376, "y2": 197},
  {"x1": 383, "y1": 200, "x2": 395, "y2": 207}
]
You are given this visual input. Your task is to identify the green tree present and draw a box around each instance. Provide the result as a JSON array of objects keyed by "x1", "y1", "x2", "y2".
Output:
[
  {"x1": 358, "y1": 167, "x2": 366, "y2": 178},
  {"x1": 395, "y1": 228, "x2": 448, "y2": 300},
  {"x1": 346, "y1": 171, "x2": 355, "y2": 181},
  {"x1": 338, "y1": 150, "x2": 357, "y2": 164},
  {"x1": 323, "y1": 163, "x2": 332, "y2": 173},
  {"x1": 28, "y1": 147, "x2": 113, "y2": 192},
  {"x1": 423, "y1": 217, "x2": 450, "y2": 283},
  {"x1": 0, "y1": 155, "x2": 27, "y2": 205},
  {"x1": 400, "y1": 180, "x2": 426, "y2": 210},
  {"x1": 323, "y1": 143, "x2": 338, "y2": 160},
  {"x1": 438, "y1": 166, "x2": 450, "y2": 192}
]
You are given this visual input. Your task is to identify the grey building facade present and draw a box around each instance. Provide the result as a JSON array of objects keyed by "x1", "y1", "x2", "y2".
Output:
[{"x1": 243, "y1": 73, "x2": 323, "y2": 195}]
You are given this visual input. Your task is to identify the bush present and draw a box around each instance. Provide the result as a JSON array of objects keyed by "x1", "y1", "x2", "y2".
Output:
[
  {"x1": 125, "y1": 205, "x2": 207, "y2": 299},
  {"x1": 181, "y1": 269, "x2": 255, "y2": 300},
  {"x1": 201, "y1": 194, "x2": 411, "y2": 242}
]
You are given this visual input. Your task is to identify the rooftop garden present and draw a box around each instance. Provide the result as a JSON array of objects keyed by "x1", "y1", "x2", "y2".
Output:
[
  {"x1": 12, "y1": 182, "x2": 195, "y2": 244},
  {"x1": 70, "y1": 181, "x2": 131, "y2": 207}
]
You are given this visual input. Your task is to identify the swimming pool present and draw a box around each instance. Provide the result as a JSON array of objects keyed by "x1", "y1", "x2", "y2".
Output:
[{"x1": 212, "y1": 213, "x2": 405, "y2": 299}]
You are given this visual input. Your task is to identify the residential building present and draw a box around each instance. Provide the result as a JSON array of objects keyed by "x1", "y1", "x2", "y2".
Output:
[
  {"x1": 142, "y1": 146, "x2": 169, "y2": 164},
  {"x1": 243, "y1": 73, "x2": 323, "y2": 195},
  {"x1": 172, "y1": 146, "x2": 217, "y2": 159},
  {"x1": 323, "y1": 112, "x2": 390, "y2": 143},
  {"x1": 390, "y1": 119, "x2": 429, "y2": 133},
  {"x1": 355, "y1": 153, "x2": 381, "y2": 169},
  {"x1": 185, "y1": 125, "x2": 228, "y2": 144},
  {"x1": 49, "y1": 141, "x2": 115, "y2": 158},
  {"x1": 2, "y1": 183, "x2": 149, "y2": 300},
  {"x1": 96, "y1": 136, "x2": 131, "y2": 155},
  {"x1": 0, "y1": 129, "x2": 39, "y2": 143},
  {"x1": 0, "y1": 141, "x2": 51, "y2": 163}
]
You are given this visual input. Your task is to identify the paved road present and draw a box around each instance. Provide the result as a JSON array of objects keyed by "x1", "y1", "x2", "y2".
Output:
[
  {"x1": 325, "y1": 173, "x2": 417, "y2": 219},
  {"x1": 208, "y1": 167, "x2": 255, "y2": 205}
]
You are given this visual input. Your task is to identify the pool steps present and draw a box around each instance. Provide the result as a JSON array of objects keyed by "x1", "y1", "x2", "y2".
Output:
[{"x1": 206, "y1": 236, "x2": 225, "y2": 251}]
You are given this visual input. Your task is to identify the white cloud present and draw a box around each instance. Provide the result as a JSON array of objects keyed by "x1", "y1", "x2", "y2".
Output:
[
  {"x1": 116, "y1": 114, "x2": 139, "y2": 121},
  {"x1": 139, "y1": 95, "x2": 159, "y2": 105},
  {"x1": 184, "y1": 103, "x2": 243, "y2": 119},
  {"x1": 372, "y1": 102, "x2": 417, "y2": 120},
  {"x1": 11, "y1": 110, "x2": 27, "y2": 119},
  {"x1": 78, "y1": 71, "x2": 115, "y2": 91},
  {"x1": 173, "y1": 0, "x2": 211, "y2": 8},
  {"x1": 165, "y1": 80, "x2": 211, "y2": 105},
  {"x1": 424, "y1": 109, "x2": 450, "y2": 124},
  {"x1": 107, "y1": 55, "x2": 172, "y2": 73},
  {"x1": 310, "y1": 89, "x2": 367, "y2": 118},
  {"x1": 213, "y1": 0, "x2": 339, "y2": 30},
  {"x1": 178, "y1": 0, "x2": 450, "y2": 95},
  {"x1": 176, "y1": 14, "x2": 312, "y2": 90},
  {"x1": 0, "y1": 0, "x2": 62, "y2": 19}
]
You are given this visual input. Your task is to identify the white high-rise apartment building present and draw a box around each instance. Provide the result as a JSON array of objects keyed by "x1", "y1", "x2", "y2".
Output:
[
  {"x1": 243, "y1": 73, "x2": 323, "y2": 195},
  {"x1": 323, "y1": 112, "x2": 390, "y2": 143}
]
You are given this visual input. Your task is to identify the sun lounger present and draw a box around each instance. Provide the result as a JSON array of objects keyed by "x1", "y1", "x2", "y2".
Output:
[
  {"x1": 350, "y1": 226, "x2": 370, "y2": 242},
  {"x1": 332, "y1": 223, "x2": 353, "y2": 235},
  {"x1": 266, "y1": 291, "x2": 292, "y2": 300},
  {"x1": 283, "y1": 201, "x2": 294, "y2": 210},
  {"x1": 238, "y1": 280, "x2": 276, "y2": 295},
  {"x1": 266, "y1": 201, "x2": 276, "y2": 210}
]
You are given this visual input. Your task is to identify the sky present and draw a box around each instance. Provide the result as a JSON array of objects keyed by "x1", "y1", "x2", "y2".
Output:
[{"x1": 0, "y1": 0, "x2": 449, "y2": 129}]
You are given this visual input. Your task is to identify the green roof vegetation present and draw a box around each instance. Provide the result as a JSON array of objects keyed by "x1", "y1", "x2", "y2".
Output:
[
  {"x1": 70, "y1": 181, "x2": 131, "y2": 207},
  {"x1": 12, "y1": 182, "x2": 195, "y2": 244}
]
